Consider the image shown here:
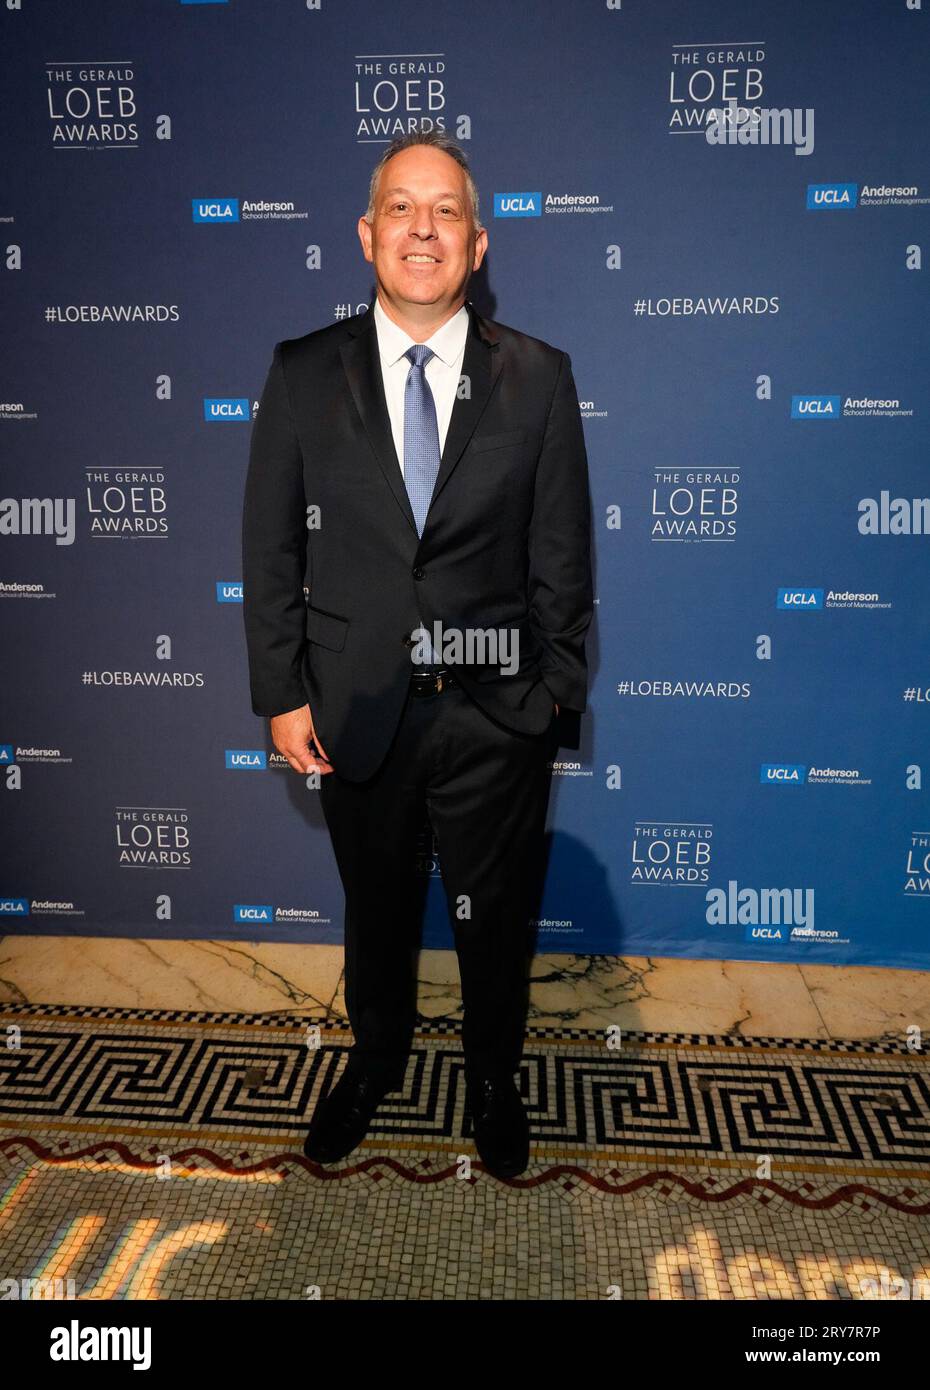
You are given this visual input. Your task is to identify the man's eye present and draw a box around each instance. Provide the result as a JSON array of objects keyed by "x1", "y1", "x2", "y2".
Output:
[{"x1": 388, "y1": 202, "x2": 457, "y2": 215}]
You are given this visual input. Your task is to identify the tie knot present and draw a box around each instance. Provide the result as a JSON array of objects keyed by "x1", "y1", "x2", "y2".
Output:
[{"x1": 405, "y1": 343, "x2": 434, "y2": 370}]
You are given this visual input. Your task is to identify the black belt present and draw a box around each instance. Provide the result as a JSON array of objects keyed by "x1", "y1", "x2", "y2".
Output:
[{"x1": 409, "y1": 668, "x2": 456, "y2": 697}]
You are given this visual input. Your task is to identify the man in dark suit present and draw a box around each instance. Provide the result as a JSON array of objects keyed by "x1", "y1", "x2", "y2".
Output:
[{"x1": 242, "y1": 128, "x2": 592, "y2": 1177}]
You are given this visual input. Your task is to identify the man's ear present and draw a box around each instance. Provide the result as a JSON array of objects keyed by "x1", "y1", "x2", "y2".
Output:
[{"x1": 357, "y1": 216, "x2": 374, "y2": 263}]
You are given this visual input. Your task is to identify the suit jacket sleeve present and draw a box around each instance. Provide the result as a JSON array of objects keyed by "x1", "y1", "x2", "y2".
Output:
[
  {"x1": 527, "y1": 350, "x2": 594, "y2": 713},
  {"x1": 241, "y1": 341, "x2": 310, "y2": 718}
]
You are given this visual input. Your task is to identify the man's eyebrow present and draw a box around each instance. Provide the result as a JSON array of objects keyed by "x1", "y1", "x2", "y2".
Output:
[{"x1": 381, "y1": 187, "x2": 464, "y2": 202}]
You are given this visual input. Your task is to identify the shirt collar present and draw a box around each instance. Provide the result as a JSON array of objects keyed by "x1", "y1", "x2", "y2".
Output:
[{"x1": 373, "y1": 296, "x2": 469, "y2": 368}]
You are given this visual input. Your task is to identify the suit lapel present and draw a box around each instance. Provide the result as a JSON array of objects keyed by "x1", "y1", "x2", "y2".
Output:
[
  {"x1": 339, "y1": 298, "x2": 503, "y2": 538},
  {"x1": 431, "y1": 301, "x2": 502, "y2": 514},
  {"x1": 339, "y1": 304, "x2": 416, "y2": 533}
]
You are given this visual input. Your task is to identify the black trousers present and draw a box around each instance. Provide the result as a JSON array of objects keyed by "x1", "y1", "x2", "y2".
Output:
[{"x1": 318, "y1": 678, "x2": 557, "y2": 1087}]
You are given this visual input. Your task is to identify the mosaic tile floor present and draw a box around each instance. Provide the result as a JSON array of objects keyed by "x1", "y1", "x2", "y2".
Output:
[{"x1": 1, "y1": 1004, "x2": 928, "y2": 1300}]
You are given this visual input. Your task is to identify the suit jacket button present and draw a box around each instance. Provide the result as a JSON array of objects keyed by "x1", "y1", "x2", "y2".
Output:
[{"x1": 412, "y1": 566, "x2": 425, "y2": 580}]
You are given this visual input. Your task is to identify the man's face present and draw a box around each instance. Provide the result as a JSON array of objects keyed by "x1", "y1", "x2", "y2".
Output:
[{"x1": 358, "y1": 145, "x2": 487, "y2": 317}]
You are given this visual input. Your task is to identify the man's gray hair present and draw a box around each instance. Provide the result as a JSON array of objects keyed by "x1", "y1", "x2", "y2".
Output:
[{"x1": 363, "y1": 127, "x2": 483, "y2": 232}]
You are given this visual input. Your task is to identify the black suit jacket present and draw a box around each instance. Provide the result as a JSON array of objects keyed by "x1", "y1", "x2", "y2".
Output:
[{"x1": 242, "y1": 299, "x2": 593, "y2": 782}]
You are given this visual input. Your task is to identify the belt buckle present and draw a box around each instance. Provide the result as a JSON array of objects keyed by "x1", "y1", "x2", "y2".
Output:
[{"x1": 411, "y1": 668, "x2": 447, "y2": 696}]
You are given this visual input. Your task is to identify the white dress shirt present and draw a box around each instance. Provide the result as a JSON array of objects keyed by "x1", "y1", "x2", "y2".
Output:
[
  {"x1": 372, "y1": 297, "x2": 469, "y2": 666},
  {"x1": 373, "y1": 296, "x2": 469, "y2": 477}
]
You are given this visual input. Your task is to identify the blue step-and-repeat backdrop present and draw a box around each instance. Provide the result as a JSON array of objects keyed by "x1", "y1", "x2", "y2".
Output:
[{"x1": 2, "y1": 1, "x2": 929, "y2": 969}]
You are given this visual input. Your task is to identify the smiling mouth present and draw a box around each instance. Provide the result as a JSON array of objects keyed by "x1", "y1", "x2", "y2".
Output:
[{"x1": 402, "y1": 254, "x2": 440, "y2": 263}]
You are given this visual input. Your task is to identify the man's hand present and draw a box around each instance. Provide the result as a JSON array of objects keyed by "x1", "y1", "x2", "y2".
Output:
[{"x1": 270, "y1": 703, "x2": 333, "y2": 776}]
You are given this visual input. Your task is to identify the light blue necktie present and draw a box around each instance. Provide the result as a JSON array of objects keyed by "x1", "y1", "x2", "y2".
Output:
[
  {"x1": 403, "y1": 344, "x2": 441, "y2": 534},
  {"x1": 403, "y1": 343, "x2": 441, "y2": 665}
]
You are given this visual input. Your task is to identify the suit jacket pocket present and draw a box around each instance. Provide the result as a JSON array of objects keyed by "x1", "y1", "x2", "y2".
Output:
[
  {"x1": 468, "y1": 427, "x2": 528, "y2": 453},
  {"x1": 306, "y1": 605, "x2": 349, "y2": 652}
]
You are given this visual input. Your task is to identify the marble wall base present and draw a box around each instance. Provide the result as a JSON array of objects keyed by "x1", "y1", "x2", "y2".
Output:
[{"x1": 0, "y1": 936, "x2": 926, "y2": 1041}]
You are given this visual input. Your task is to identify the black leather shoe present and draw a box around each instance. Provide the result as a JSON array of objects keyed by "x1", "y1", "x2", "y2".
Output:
[
  {"x1": 303, "y1": 1067, "x2": 399, "y2": 1163},
  {"x1": 467, "y1": 1074, "x2": 530, "y2": 1178}
]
